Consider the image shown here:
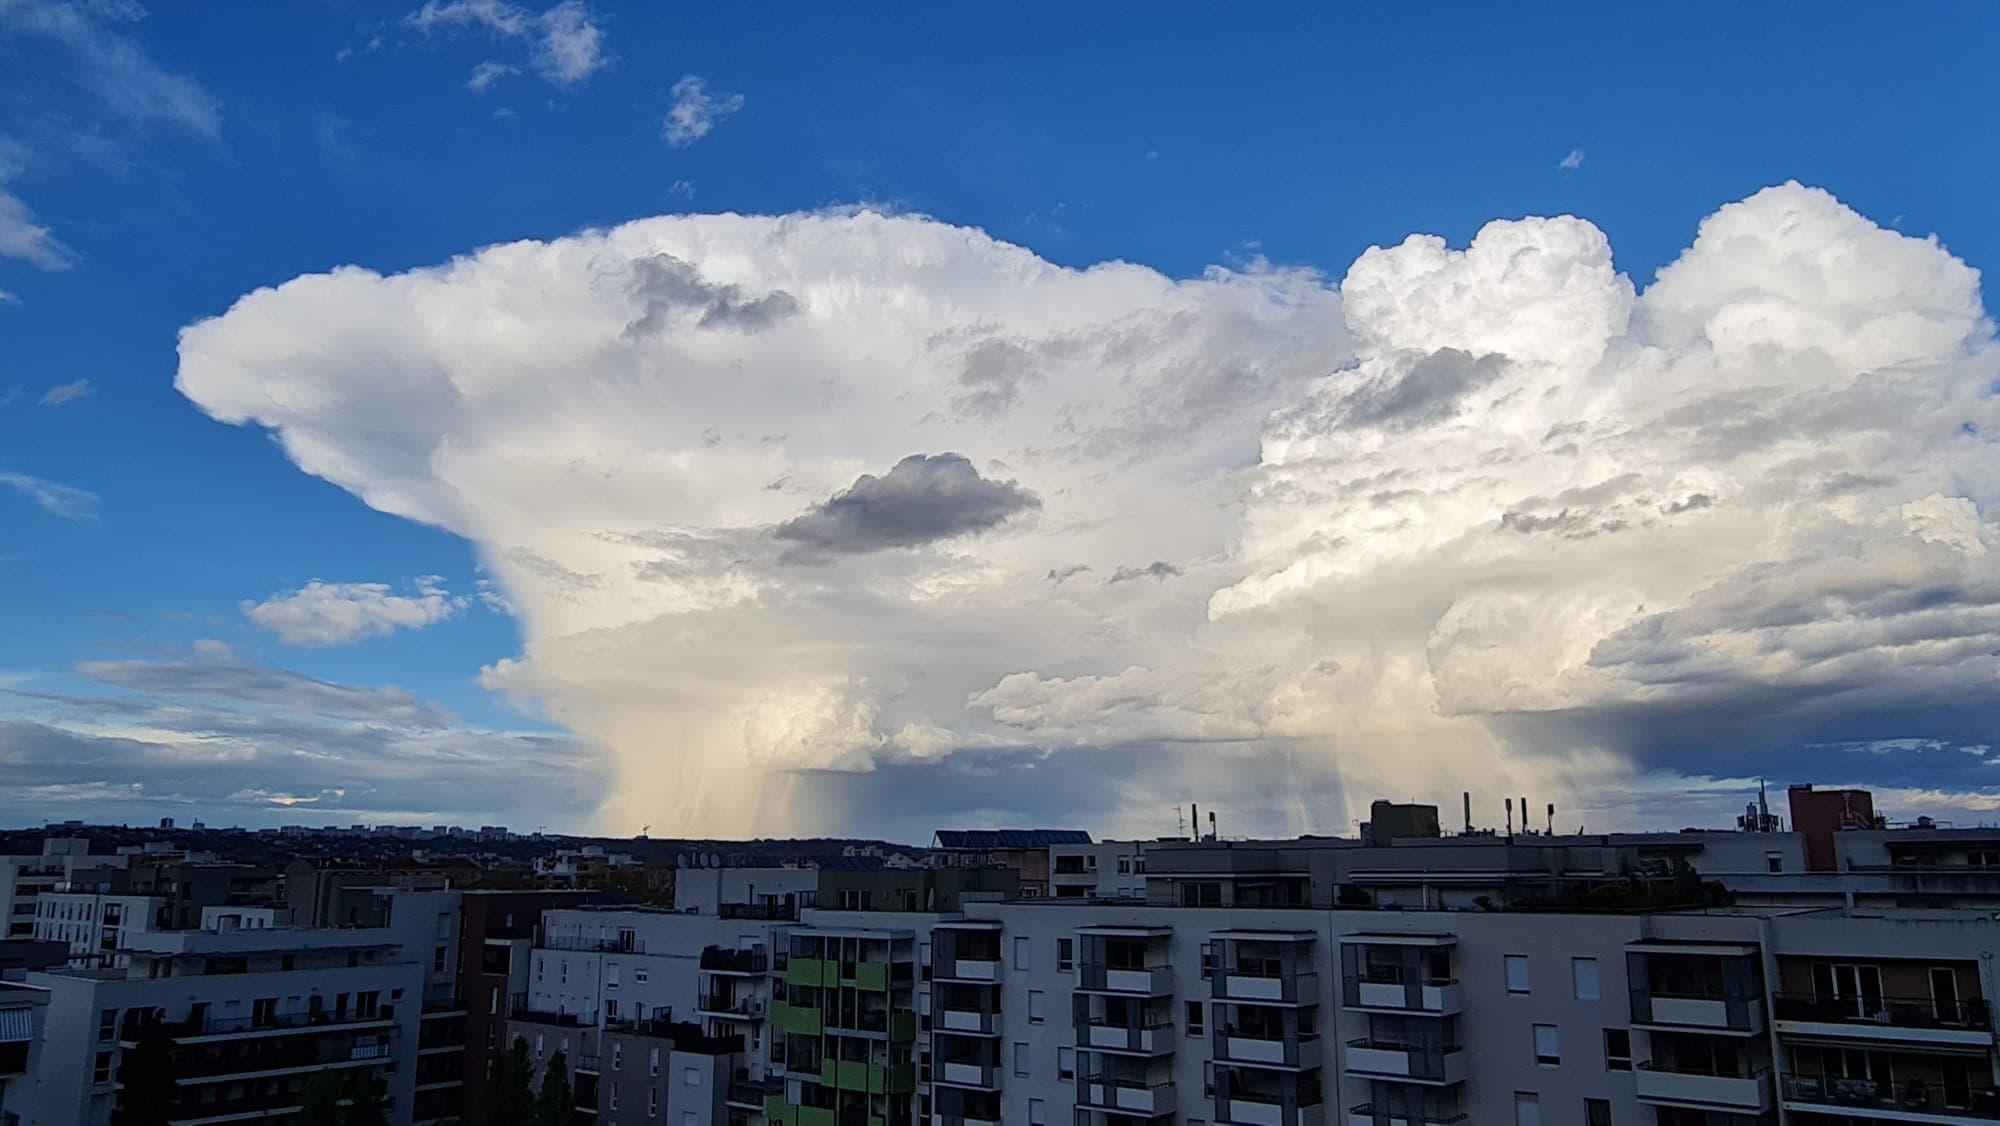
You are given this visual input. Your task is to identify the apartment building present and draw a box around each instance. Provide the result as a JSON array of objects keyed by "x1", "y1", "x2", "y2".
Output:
[
  {"x1": 32, "y1": 890, "x2": 168, "y2": 967},
  {"x1": 1048, "y1": 841, "x2": 1152, "y2": 901},
  {"x1": 0, "y1": 839, "x2": 109, "y2": 940}
]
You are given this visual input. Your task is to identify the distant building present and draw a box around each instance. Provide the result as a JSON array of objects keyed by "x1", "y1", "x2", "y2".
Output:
[{"x1": 932, "y1": 829, "x2": 1092, "y2": 897}]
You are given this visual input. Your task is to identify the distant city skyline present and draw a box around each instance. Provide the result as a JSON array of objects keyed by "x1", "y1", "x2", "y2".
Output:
[{"x1": 3, "y1": 4, "x2": 1999, "y2": 841}]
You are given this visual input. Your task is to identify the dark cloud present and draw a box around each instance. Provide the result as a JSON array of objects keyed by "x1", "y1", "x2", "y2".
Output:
[
  {"x1": 775, "y1": 453, "x2": 1039, "y2": 558},
  {"x1": 1338, "y1": 348, "x2": 1508, "y2": 430},
  {"x1": 74, "y1": 659, "x2": 453, "y2": 728},
  {"x1": 954, "y1": 339, "x2": 1041, "y2": 419},
  {"x1": 1045, "y1": 564, "x2": 1091, "y2": 584},
  {"x1": 625, "y1": 253, "x2": 800, "y2": 336},
  {"x1": 1108, "y1": 561, "x2": 1182, "y2": 584}
]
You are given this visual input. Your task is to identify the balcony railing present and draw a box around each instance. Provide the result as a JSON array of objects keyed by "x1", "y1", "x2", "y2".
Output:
[
  {"x1": 1347, "y1": 1105, "x2": 1466, "y2": 1125},
  {"x1": 701, "y1": 947, "x2": 769, "y2": 974},
  {"x1": 126, "y1": 1008, "x2": 395, "y2": 1041},
  {"x1": 540, "y1": 934, "x2": 644, "y2": 953},
  {"x1": 1078, "y1": 963, "x2": 1173, "y2": 995},
  {"x1": 1773, "y1": 992, "x2": 1992, "y2": 1030},
  {"x1": 1781, "y1": 1073, "x2": 2000, "y2": 1118},
  {"x1": 176, "y1": 1039, "x2": 392, "y2": 1079}
]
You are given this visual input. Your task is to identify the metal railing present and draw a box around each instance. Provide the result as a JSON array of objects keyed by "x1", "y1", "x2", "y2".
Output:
[
  {"x1": 1638, "y1": 1059, "x2": 1769, "y2": 1079},
  {"x1": 1773, "y1": 992, "x2": 1991, "y2": 1030},
  {"x1": 1348, "y1": 1105, "x2": 1467, "y2": 1124},
  {"x1": 1781, "y1": 1073, "x2": 2000, "y2": 1117}
]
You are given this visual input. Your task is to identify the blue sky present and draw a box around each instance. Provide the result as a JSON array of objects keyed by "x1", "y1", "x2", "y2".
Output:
[{"x1": 3, "y1": 2, "x2": 1997, "y2": 838}]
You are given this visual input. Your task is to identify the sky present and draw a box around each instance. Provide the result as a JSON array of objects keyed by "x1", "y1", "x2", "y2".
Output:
[{"x1": 2, "y1": 2, "x2": 1998, "y2": 843}]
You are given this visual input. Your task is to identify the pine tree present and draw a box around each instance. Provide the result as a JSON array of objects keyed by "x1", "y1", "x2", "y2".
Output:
[
  {"x1": 297, "y1": 1072, "x2": 344, "y2": 1126},
  {"x1": 110, "y1": 1021, "x2": 178, "y2": 1126},
  {"x1": 535, "y1": 1049, "x2": 576, "y2": 1126},
  {"x1": 470, "y1": 1037, "x2": 536, "y2": 1126},
  {"x1": 341, "y1": 1072, "x2": 389, "y2": 1126}
]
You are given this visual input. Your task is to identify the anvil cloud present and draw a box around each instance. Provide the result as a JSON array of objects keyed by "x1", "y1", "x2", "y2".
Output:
[{"x1": 175, "y1": 185, "x2": 2000, "y2": 838}]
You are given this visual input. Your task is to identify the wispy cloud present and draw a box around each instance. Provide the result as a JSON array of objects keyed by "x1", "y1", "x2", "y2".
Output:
[
  {"x1": 0, "y1": 289, "x2": 19, "y2": 305},
  {"x1": 664, "y1": 75, "x2": 743, "y2": 148},
  {"x1": 405, "y1": 0, "x2": 607, "y2": 86},
  {"x1": 1559, "y1": 148, "x2": 1585, "y2": 171},
  {"x1": 0, "y1": 471, "x2": 99, "y2": 521},
  {"x1": 465, "y1": 60, "x2": 520, "y2": 92},
  {"x1": 0, "y1": 187, "x2": 77, "y2": 270},
  {"x1": 38, "y1": 378, "x2": 93, "y2": 407}
]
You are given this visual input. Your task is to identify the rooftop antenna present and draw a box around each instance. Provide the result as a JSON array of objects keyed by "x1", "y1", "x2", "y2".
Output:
[
  {"x1": 1463, "y1": 792, "x2": 1473, "y2": 835},
  {"x1": 1208, "y1": 811, "x2": 1217, "y2": 842},
  {"x1": 1546, "y1": 803, "x2": 1555, "y2": 836},
  {"x1": 1504, "y1": 798, "x2": 1514, "y2": 837},
  {"x1": 1191, "y1": 802, "x2": 1200, "y2": 842},
  {"x1": 1519, "y1": 798, "x2": 1528, "y2": 835},
  {"x1": 1176, "y1": 806, "x2": 1186, "y2": 840}
]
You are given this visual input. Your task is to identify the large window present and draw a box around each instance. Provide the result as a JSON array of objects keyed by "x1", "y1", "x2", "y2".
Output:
[
  {"x1": 1572, "y1": 957, "x2": 1599, "y2": 1001},
  {"x1": 1532, "y1": 1024, "x2": 1560, "y2": 1066},
  {"x1": 1505, "y1": 954, "x2": 1531, "y2": 994}
]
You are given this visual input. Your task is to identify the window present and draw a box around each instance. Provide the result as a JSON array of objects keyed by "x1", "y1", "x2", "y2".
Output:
[
  {"x1": 1514, "y1": 1092, "x2": 1540, "y2": 1126},
  {"x1": 1013, "y1": 1041, "x2": 1030, "y2": 1077},
  {"x1": 648, "y1": 1089, "x2": 658, "y2": 1116},
  {"x1": 1058, "y1": 1046, "x2": 1075, "y2": 1081},
  {"x1": 93, "y1": 1050, "x2": 113, "y2": 1083},
  {"x1": 607, "y1": 999, "x2": 618, "y2": 1019},
  {"x1": 1014, "y1": 936, "x2": 1031, "y2": 970},
  {"x1": 684, "y1": 1066, "x2": 701, "y2": 1086},
  {"x1": 1200, "y1": 942, "x2": 1215, "y2": 979},
  {"x1": 1505, "y1": 954, "x2": 1531, "y2": 994},
  {"x1": 1186, "y1": 1000, "x2": 1204, "y2": 1035},
  {"x1": 609, "y1": 1086, "x2": 620, "y2": 1110},
  {"x1": 1057, "y1": 938, "x2": 1073, "y2": 971},
  {"x1": 1533, "y1": 1024, "x2": 1560, "y2": 1066},
  {"x1": 612, "y1": 1043, "x2": 622, "y2": 1071},
  {"x1": 1603, "y1": 1028, "x2": 1631, "y2": 1071},
  {"x1": 1029, "y1": 1098, "x2": 1046, "y2": 1126},
  {"x1": 633, "y1": 966, "x2": 648, "y2": 984},
  {"x1": 1181, "y1": 882, "x2": 1222, "y2": 907},
  {"x1": 1572, "y1": 957, "x2": 1599, "y2": 1002},
  {"x1": 433, "y1": 945, "x2": 448, "y2": 972},
  {"x1": 1765, "y1": 851, "x2": 1784, "y2": 873},
  {"x1": 607, "y1": 963, "x2": 620, "y2": 986},
  {"x1": 1584, "y1": 1098, "x2": 1611, "y2": 1126},
  {"x1": 1117, "y1": 858, "x2": 1131, "y2": 874},
  {"x1": 649, "y1": 1046, "x2": 661, "y2": 1076},
  {"x1": 97, "y1": 1008, "x2": 117, "y2": 1041},
  {"x1": 1028, "y1": 990, "x2": 1046, "y2": 1023}
]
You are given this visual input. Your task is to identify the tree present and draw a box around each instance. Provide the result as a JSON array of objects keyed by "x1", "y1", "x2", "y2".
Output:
[
  {"x1": 342, "y1": 1071, "x2": 389, "y2": 1126},
  {"x1": 297, "y1": 1072, "x2": 344, "y2": 1126},
  {"x1": 470, "y1": 1037, "x2": 536, "y2": 1126},
  {"x1": 535, "y1": 1049, "x2": 576, "y2": 1126},
  {"x1": 110, "y1": 1021, "x2": 178, "y2": 1126}
]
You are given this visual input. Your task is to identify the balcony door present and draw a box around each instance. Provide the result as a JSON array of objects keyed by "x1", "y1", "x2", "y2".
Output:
[
  {"x1": 1929, "y1": 966, "x2": 1962, "y2": 1023},
  {"x1": 1811, "y1": 962, "x2": 1883, "y2": 1019}
]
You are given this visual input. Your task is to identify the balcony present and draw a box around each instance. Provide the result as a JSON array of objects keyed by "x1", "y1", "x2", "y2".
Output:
[
  {"x1": 1218, "y1": 1094, "x2": 1326, "y2": 1126},
  {"x1": 771, "y1": 1001, "x2": 821, "y2": 1036},
  {"x1": 1343, "y1": 1040, "x2": 1465, "y2": 1086},
  {"x1": 1781, "y1": 1073, "x2": 2000, "y2": 1122},
  {"x1": 1078, "y1": 1020, "x2": 1175, "y2": 1055},
  {"x1": 1627, "y1": 944, "x2": 1764, "y2": 1035},
  {"x1": 700, "y1": 946, "x2": 769, "y2": 975},
  {"x1": 726, "y1": 1078, "x2": 783, "y2": 1109},
  {"x1": 1080, "y1": 1077, "x2": 1177, "y2": 1116},
  {"x1": 1345, "y1": 972, "x2": 1461, "y2": 1016},
  {"x1": 1773, "y1": 993, "x2": 1995, "y2": 1049},
  {"x1": 933, "y1": 957, "x2": 1000, "y2": 983},
  {"x1": 1634, "y1": 1062, "x2": 1774, "y2": 1113},
  {"x1": 1217, "y1": 1031, "x2": 1323, "y2": 1070},
  {"x1": 1078, "y1": 964, "x2": 1174, "y2": 996},
  {"x1": 1217, "y1": 970, "x2": 1321, "y2": 1007},
  {"x1": 1345, "y1": 1106, "x2": 1466, "y2": 1126},
  {"x1": 935, "y1": 1060, "x2": 1002, "y2": 1090},
  {"x1": 696, "y1": 995, "x2": 766, "y2": 1021},
  {"x1": 123, "y1": 1009, "x2": 397, "y2": 1045},
  {"x1": 174, "y1": 1039, "x2": 393, "y2": 1082},
  {"x1": 935, "y1": 1007, "x2": 1000, "y2": 1035}
]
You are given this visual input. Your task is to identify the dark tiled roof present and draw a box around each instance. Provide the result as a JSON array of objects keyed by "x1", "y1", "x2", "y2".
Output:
[{"x1": 933, "y1": 829, "x2": 1092, "y2": 849}]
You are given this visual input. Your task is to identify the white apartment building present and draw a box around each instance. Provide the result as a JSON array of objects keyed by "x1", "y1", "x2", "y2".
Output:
[
  {"x1": 1049, "y1": 841, "x2": 1152, "y2": 901},
  {"x1": 0, "y1": 839, "x2": 115, "y2": 941},
  {"x1": 32, "y1": 891, "x2": 168, "y2": 968}
]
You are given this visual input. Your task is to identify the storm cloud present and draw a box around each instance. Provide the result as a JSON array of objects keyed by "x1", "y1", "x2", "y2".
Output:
[{"x1": 774, "y1": 453, "x2": 1040, "y2": 557}]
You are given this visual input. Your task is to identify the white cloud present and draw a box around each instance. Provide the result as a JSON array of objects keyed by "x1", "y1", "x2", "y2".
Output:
[
  {"x1": 466, "y1": 60, "x2": 520, "y2": 92},
  {"x1": 38, "y1": 378, "x2": 92, "y2": 406},
  {"x1": 0, "y1": 0, "x2": 220, "y2": 137},
  {"x1": 0, "y1": 289, "x2": 18, "y2": 305},
  {"x1": 406, "y1": 0, "x2": 606, "y2": 86},
  {"x1": 242, "y1": 577, "x2": 467, "y2": 646},
  {"x1": 0, "y1": 187, "x2": 76, "y2": 270},
  {"x1": 0, "y1": 470, "x2": 99, "y2": 521},
  {"x1": 663, "y1": 75, "x2": 742, "y2": 148},
  {"x1": 175, "y1": 184, "x2": 2000, "y2": 838},
  {"x1": 1559, "y1": 148, "x2": 1585, "y2": 171}
]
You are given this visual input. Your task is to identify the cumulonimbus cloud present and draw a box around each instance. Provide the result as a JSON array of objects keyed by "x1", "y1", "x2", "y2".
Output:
[{"x1": 175, "y1": 185, "x2": 2000, "y2": 838}]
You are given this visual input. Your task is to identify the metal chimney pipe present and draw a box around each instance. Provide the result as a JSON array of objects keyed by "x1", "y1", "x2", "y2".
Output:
[
  {"x1": 1505, "y1": 798, "x2": 1514, "y2": 836},
  {"x1": 1190, "y1": 803, "x2": 1199, "y2": 842},
  {"x1": 1463, "y1": 792, "x2": 1473, "y2": 835},
  {"x1": 1547, "y1": 803, "x2": 1555, "y2": 835}
]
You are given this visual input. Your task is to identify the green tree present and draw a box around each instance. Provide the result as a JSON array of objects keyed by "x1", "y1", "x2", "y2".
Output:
[
  {"x1": 110, "y1": 1021, "x2": 178, "y2": 1126},
  {"x1": 470, "y1": 1037, "x2": 536, "y2": 1126},
  {"x1": 535, "y1": 1049, "x2": 576, "y2": 1126},
  {"x1": 297, "y1": 1072, "x2": 344, "y2": 1126},
  {"x1": 342, "y1": 1071, "x2": 389, "y2": 1126}
]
